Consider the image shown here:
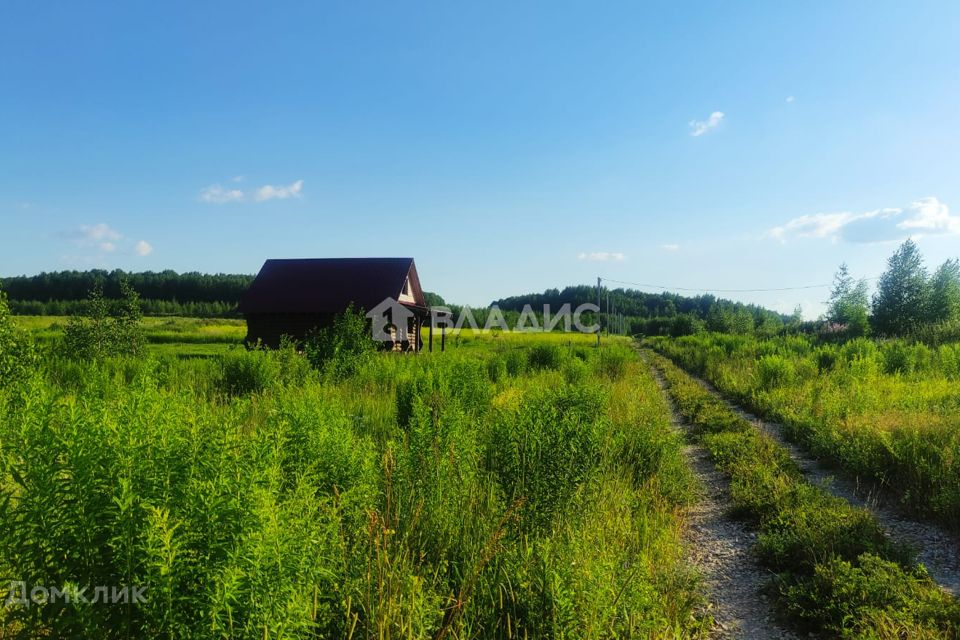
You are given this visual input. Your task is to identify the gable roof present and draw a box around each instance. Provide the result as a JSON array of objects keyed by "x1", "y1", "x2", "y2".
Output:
[{"x1": 238, "y1": 257, "x2": 427, "y2": 315}]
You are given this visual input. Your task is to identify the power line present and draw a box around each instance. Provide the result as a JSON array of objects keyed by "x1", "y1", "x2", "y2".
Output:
[{"x1": 599, "y1": 276, "x2": 879, "y2": 294}]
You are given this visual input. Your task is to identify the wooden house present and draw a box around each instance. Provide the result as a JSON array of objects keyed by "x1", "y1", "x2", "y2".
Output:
[{"x1": 238, "y1": 257, "x2": 429, "y2": 350}]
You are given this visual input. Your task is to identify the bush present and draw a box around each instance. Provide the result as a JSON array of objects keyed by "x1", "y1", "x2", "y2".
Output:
[
  {"x1": 217, "y1": 348, "x2": 280, "y2": 395},
  {"x1": 488, "y1": 384, "x2": 606, "y2": 534},
  {"x1": 881, "y1": 341, "x2": 932, "y2": 376},
  {"x1": 303, "y1": 305, "x2": 376, "y2": 380},
  {"x1": 782, "y1": 554, "x2": 960, "y2": 635},
  {"x1": 503, "y1": 349, "x2": 528, "y2": 376},
  {"x1": 526, "y1": 344, "x2": 564, "y2": 370},
  {"x1": 62, "y1": 279, "x2": 145, "y2": 360},
  {"x1": 0, "y1": 287, "x2": 36, "y2": 387},
  {"x1": 594, "y1": 346, "x2": 629, "y2": 380},
  {"x1": 757, "y1": 355, "x2": 795, "y2": 389}
]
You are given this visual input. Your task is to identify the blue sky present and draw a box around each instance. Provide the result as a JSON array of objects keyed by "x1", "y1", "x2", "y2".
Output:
[{"x1": 2, "y1": 1, "x2": 960, "y2": 317}]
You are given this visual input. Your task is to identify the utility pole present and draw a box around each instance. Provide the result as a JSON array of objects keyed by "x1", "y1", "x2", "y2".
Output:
[{"x1": 596, "y1": 277, "x2": 601, "y2": 347}]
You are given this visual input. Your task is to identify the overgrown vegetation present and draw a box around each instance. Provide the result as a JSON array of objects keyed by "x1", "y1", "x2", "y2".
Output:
[
  {"x1": 0, "y1": 286, "x2": 36, "y2": 388},
  {"x1": 0, "y1": 313, "x2": 707, "y2": 638},
  {"x1": 824, "y1": 240, "x2": 960, "y2": 341},
  {"x1": 646, "y1": 350, "x2": 960, "y2": 637},
  {"x1": 649, "y1": 332, "x2": 960, "y2": 532},
  {"x1": 303, "y1": 304, "x2": 378, "y2": 379},
  {"x1": 62, "y1": 279, "x2": 145, "y2": 359}
]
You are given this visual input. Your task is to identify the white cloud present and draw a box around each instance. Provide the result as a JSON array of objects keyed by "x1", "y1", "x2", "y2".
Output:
[
  {"x1": 578, "y1": 251, "x2": 625, "y2": 262},
  {"x1": 135, "y1": 240, "x2": 153, "y2": 257},
  {"x1": 199, "y1": 184, "x2": 245, "y2": 204},
  {"x1": 254, "y1": 179, "x2": 304, "y2": 202},
  {"x1": 60, "y1": 223, "x2": 153, "y2": 258},
  {"x1": 897, "y1": 197, "x2": 960, "y2": 233},
  {"x1": 689, "y1": 111, "x2": 724, "y2": 137},
  {"x1": 766, "y1": 212, "x2": 854, "y2": 242},
  {"x1": 767, "y1": 197, "x2": 960, "y2": 244},
  {"x1": 199, "y1": 178, "x2": 304, "y2": 203},
  {"x1": 662, "y1": 243, "x2": 681, "y2": 251},
  {"x1": 61, "y1": 223, "x2": 122, "y2": 249},
  {"x1": 77, "y1": 222, "x2": 122, "y2": 244},
  {"x1": 786, "y1": 95, "x2": 796, "y2": 103}
]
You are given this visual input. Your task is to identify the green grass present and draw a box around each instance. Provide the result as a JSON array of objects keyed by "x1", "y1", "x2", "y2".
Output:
[
  {"x1": 646, "y1": 349, "x2": 960, "y2": 638},
  {"x1": 20, "y1": 315, "x2": 246, "y2": 357},
  {"x1": 0, "y1": 317, "x2": 706, "y2": 639},
  {"x1": 648, "y1": 333, "x2": 960, "y2": 532}
]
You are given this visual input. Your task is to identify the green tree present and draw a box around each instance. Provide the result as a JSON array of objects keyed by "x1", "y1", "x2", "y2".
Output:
[
  {"x1": 928, "y1": 258, "x2": 960, "y2": 324},
  {"x1": 63, "y1": 278, "x2": 145, "y2": 359},
  {"x1": 826, "y1": 263, "x2": 870, "y2": 336},
  {"x1": 64, "y1": 279, "x2": 113, "y2": 359},
  {"x1": 0, "y1": 286, "x2": 37, "y2": 387},
  {"x1": 114, "y1": 279, "x2": 145, "y2": 355},
  {"x1": 871, "y1": 239, "x2": 931, "y2": 336}
]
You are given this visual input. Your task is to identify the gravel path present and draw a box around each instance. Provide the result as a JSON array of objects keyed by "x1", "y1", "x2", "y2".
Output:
[
  {"x1": 645, "y1": 359, "x2": 800, "y2": 639},
  {"x1": 685, "y1": 368, "x2": 960, "y2": 596}
]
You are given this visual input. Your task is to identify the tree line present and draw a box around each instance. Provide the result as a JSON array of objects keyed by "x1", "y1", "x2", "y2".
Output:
[
  {"x1": 2, "y1": 270, "x2": 449, "y2": 319},
  {"x1": 1, "y1": 270, "x2": 255, "y2": 316},
  {"x1": 492, "y1": 285, "x2": 795, "y2": 337},
  {"x1": 827, "y1": 239, "x2": 960, "y2": 341}
]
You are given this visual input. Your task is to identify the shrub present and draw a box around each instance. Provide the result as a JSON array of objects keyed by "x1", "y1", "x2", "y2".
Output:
[
  {"x1": 488, "y1": 384, "x2": 606, "y2": 534},
  {"x1": 485, "y1": 355, "x2": 507, "y2": 382},
  {"x1": 503, "y1": 349, "x2": 528, "y2": 376},
  {"x1": 0, "y1": 287, "x2": 36, "y2": 387},
  {"x1": 594, "y1": 346, "x2": 629, "y2": 380},
  {"x1": 782, "y1": 554, "x2": 960, "y2": 635},
  {"x1": 527, "y1": 344, "x2": 563, "y2": 370},
  {"x1": 62, "y1": 279, "x2": 145, "y2": 360},
  {"x1": 303, "y1": 305, "x2": 376, "y2": 380},
  {"x1": 217, "y1": 348, "x2": 280, "y2": 395},
  {"x1": 757, "y1": 355, "x2": 795, "y2": 389},
  {"x1": 396, "y1": 358, "x2": 490, "y2": 428}
]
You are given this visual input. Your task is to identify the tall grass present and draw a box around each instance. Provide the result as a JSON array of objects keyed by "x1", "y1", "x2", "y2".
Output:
[
  {"x1": 647, "y1": 350, "x2": 960, "y2": 638},
  {"x1": 0, "y1": 327, "x2": 705, "y2": 638},
  {"x1": 649, "y1": 332, "x2": 960, "y2": 531}
]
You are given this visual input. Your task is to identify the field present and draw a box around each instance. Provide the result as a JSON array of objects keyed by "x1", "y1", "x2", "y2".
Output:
[
  {"x1": 3, "y1": 312, "x2": 960, "y2": 638},
  {"x1": 0, "y1": 317, "x2": 710, "y2": 638},
  {"x1": 647, "y1": 333, "x2": 960, "y2": 531}
]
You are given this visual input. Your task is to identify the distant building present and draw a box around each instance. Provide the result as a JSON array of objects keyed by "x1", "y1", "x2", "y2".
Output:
[{"x1": 238, "y1": 257, "x2": 429, "y2": 350}]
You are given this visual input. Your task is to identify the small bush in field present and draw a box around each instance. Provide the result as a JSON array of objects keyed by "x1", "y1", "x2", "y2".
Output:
[
  {"x1": 275, "y1": 335, "x2": 313, "y2": 386},
  {"x1": 781, "y1": 554, "x2": 960, "y2": 635},
  {"x1": 396, "y1": 357, "x2": 490, "y2": 428},
  {"x1": 485, "y1": 355, "x2": 507, "y2": 382},
  {"x1": 503, "y1": 349, "x2": 527, "y2": 376},
  {"x1": 62, "y1": 279, "x2": 145, "y2": 360},
  {"x1": 218, "y1": 348, "x2": 279, "y2": 395},
  {"x1": 527, "y1": 343, "x2": 563, "y2": 370},
  {"x1": 594, "y1": 346, "x2": 629, "y2": 380},
  {"x1": 757, "y1": 355, "x2": 795, "y2": 389},
  {"x1": 489, "y1": 384, "x2": 606, "y2": 533},
  {"x1": 303, "y1": 305, "x2": 376, "y2": 380},
  {"x1": 814, "y1": 346, "x2": 838, "y2": 372},
  {"x1": 0, "y1": 287, "x2": 36, "y2": 387}
]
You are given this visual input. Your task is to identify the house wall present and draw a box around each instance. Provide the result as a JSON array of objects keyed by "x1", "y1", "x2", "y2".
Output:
[
  {"x1": 244, "y1": 312, "x2": 424, "y2": 351},
  {"x1": 244, "y1": 313, "x2": 336, "y2": 348}
]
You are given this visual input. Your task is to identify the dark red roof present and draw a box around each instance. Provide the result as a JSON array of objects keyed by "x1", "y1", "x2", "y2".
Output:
[{"x1": 238, "y1": 257, "x2": 426, "y2": 314}]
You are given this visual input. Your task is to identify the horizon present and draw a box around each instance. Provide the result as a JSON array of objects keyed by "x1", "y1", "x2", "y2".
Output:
[{"x1": 3, "y1": 2, "x2": 960, "y2": 319}]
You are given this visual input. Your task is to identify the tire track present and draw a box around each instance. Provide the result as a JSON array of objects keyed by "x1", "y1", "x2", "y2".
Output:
[
  {"x1": 676, "y1": 360, "x2": 960, "y2": 596},
  {"x1": 644, "y1": 355, "x2": 799, "y2": 639}
]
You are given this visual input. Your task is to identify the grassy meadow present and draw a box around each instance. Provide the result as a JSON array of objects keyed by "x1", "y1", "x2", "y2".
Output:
[
  {"x1": 647, "y1": 333, "x2": 960, "y2": 532},
  {"x1": 5, "y1": 308, "x2": 960, "y2": 638},
  {"x1": 0, "y1": 315, "x2": 709, "y2": 638},
  {"x1": 646, "y1": 350, "x2": 960, "y2": 638}
]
